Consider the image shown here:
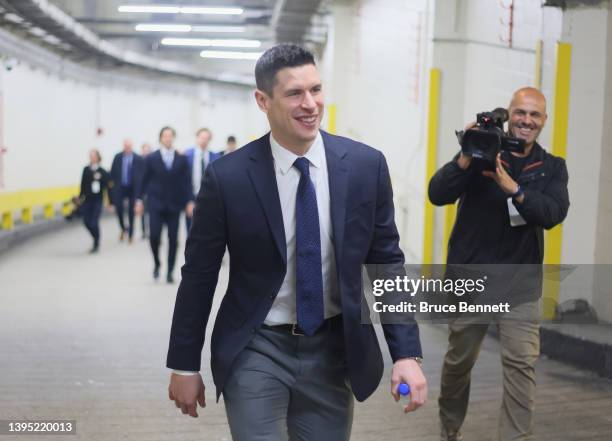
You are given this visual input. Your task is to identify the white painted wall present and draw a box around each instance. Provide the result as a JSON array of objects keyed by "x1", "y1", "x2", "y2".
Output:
[
  {"x1": 0, "y1": 60, "x2": 265, "y2": 192},
  {"x1": 324, "y1": 0, "x2": 430, "y2": 263}
]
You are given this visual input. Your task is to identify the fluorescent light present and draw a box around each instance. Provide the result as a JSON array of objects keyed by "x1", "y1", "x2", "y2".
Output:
[
  {"x1": 200, "y1": 50, "x2": 262, "y2": 60},
  {"x1": 28, "y1": 27, "x2": 47, "y2": 37},
  {"x1": 191, "y1": 25, "x2": 246, "y2": 33},
  {"x1": 161, "y1": 38, "x2": 261, "y2": 48},
  {"x1": 179, "y1": 7, "x2": 243, "y2": 15},
  {"x1": 118, "y1": 5, "x2": 243, "y2": 15},
  {"x1": 4, "y1": 13, "x2": 24, "y2": 23},
  {"x1": 135, "y1": 23, "x2": 192, "y2": 32},
  {"x1": 119, "y1": 5, "x2": 180, "y2": 14}
]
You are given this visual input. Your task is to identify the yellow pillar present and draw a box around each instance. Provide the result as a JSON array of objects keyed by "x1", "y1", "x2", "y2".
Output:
[
  {"x1": 44, "y1": 203, "x2": 55, "y2": 219},
  {"x1": 21, "y1": 207, "x2": 33, "y2": 224},
  {"x1": 1, "y1": 211, "x2": 13, "y2": 230},
  {"x1": 423, "y1": 69, "x2": 441, "y2": 265},
  {"x1": 327, "y1": 104, "x2": 337, "y2": 135},
  {"x1": 543, "y1": 42, "x2": 571, "y2": 320}
]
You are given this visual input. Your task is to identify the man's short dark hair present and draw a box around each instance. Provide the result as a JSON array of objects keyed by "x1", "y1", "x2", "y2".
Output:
[
  {"x1": 159, "y1": 126, "x2": 176, "y2": 140},
  {"x1": 196, "y1": 127, "x2": 211, "y2": 137},
  {"x1": 255, "y1": 44, "x2": 315, "y2": 96},
  {"x1": 227, "y1": 135, "x2": 236, "y2": 143}
]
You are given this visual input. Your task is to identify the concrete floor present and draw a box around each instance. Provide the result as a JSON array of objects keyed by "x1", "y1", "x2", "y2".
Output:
[{"x1": 1, "y1": 217, "x2": 611, "y2": 441}]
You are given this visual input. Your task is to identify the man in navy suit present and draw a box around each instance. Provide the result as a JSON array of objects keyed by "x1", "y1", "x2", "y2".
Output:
[
  {"x1": 110, "y1": 138, "x2": 144, "y2": 243},
  {"x1": 183, "y1": 128, "x2": 222, "y2": 232},
  {"x1": 136, "y1": 127, "x2": 192, "y2": 283},
  {"x1": 166, "y1": 44, "x2": 427, "y2": 440}
]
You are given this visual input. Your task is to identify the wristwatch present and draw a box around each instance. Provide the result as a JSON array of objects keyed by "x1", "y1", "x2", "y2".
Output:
[
  {"x1": 511, "y1": 185, "x2": 524, "y2": 200},
  {"x1": 406, "y1": 357, "x2": 423, "y2": 365}
]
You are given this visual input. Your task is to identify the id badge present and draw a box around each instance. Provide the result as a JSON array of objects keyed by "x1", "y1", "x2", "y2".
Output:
[
  {"x1": 507, "y1": 197, "x2": 527, "y2": 227},
  {"x1": 91, "y1": 181, "x2": 101, "y2": 194}
]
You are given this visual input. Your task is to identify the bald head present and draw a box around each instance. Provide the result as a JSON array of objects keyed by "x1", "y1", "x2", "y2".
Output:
[
  {"x1": 123, "y1": 138, "x2": 134, "y2": 153},
  {"x1": 507, "y1": 87, "x2": 548, "y2": 154},
  {"x1": 509, "y1": 87, "x2": 547, "y2": 112}
]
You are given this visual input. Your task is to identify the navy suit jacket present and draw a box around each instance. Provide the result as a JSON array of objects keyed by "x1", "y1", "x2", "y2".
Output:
[
  {"x1": 110, "y1": 152, "x2": 144, "y2": 201},
  {"x1": 137, "y1": 150, "x2": 192, "y2": 212},
  {"x1": 167, "y1": 131, "x2": 422, "y2": 402}
]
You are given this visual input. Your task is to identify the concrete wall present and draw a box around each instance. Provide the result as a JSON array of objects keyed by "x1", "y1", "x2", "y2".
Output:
[{"x1": 324, "y1": 0, "x2": 430, "y2": 262}]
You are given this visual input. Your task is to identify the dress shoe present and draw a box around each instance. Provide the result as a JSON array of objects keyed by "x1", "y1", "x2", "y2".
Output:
[
  {"x1": 166, "y1": 273, "x2": 174, "y2": 284},
  {"x1": 153, "y1": 264, "x2": 160, "y2": 280}
]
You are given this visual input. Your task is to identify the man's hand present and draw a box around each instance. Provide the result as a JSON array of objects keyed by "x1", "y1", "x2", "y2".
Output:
[
  {"x1": 390, "y1": 358, "x2": 427, "y2": 413},
  {"x1": 168, "y1": 373, "x2": 206, "y2": 418},
  {"x1": 185, "y1": 201, "x2": 195, "y2": 218},
  {"x1": 457, "y1": 152, "x2": 472, "y2": 170},
  {"x1": 482, "y1": 153, "x2": 519, "y2": 195},
  {"x1": 106, "y1": 204, "x2": 115, "y2": 214},
  {"x1": 135, "y1": 200, "x2": 144, "y2": 216}
]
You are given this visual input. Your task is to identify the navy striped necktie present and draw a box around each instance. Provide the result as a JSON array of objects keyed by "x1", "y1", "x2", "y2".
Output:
[{"x1": 293, "y1": 157, "x2": 324, "y2": 336}]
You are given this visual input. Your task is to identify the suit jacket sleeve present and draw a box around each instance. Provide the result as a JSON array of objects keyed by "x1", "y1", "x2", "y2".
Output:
[
  {"x1": 79, "y1": 167, "x2": 88, "y2": 199},
  {"x1": 136, "y1": 156, "x2": 150, "y2": 201},
  {"x1": 167, "y1": 163, "x2": 227, "y2": 370},
  {"x1": 365, "y1": 152, "x2": 422, "y2": 361},
  {"x1": 182, "y1": 156, "x2": 194, "y2": 203}
]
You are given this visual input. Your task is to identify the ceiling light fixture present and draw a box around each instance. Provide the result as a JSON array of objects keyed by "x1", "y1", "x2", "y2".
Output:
[
  {"x1": 200, "y1": 50, "x2": 262, "y2": 60},
  {"x1": 191, "y1": 26, "x2": 246, "y2": 33},
  {"x1": 161, "y1": 38, "x2": 261, "y2": 48},
  {"x1": 118, "y1": 5, "x2": 243, "y2": 15},
  {"x1": 135, "y1": 24, "x2": 192, "y2": 32}
]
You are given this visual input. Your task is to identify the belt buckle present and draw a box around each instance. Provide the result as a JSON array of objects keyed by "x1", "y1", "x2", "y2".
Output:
[{"x1": 291, "y1": 324, "x2": 305, "y2": 336}]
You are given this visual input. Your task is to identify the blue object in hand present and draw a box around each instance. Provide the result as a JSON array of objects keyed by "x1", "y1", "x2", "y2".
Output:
[{"x1": 398, "y1": 383, "x2": 411, "y2": 406}]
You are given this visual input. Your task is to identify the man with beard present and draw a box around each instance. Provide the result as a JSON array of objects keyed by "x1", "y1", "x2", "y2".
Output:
[{"x1": 429, "y1": 87, "x2": 570, "y2": 441}]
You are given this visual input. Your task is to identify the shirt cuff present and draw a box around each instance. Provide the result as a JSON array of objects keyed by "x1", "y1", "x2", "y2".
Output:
[{"x1": 172, "y1": 370, "x2": 199, "y2": 376}]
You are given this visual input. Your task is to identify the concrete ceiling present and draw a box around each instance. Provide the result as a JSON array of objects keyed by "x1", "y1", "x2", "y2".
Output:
[{"x1": 0, "y1": 0, "x2": 329, "y2": 84}]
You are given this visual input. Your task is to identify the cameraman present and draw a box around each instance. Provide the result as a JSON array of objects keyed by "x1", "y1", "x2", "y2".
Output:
[{"x1": 429, "y1": 87, "x2": 569, "y2": 441}]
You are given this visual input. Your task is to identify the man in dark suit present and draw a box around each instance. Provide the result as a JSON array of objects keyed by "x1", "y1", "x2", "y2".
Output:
[
  {"x1": 110, "y1": 138, "x2": 144, "y2": 243},
  {"x1": 136, "y1": 127, "x2": 192, "y2": 283},
  {"x1": 166, "y1": 44, "x2": 427, "y2": 440},
  {"x1": 183, "y1": 128, "x2": 222, "y2": 232}
]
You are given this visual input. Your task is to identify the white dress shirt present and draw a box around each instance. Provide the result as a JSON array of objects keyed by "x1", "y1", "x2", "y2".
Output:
[
  {"x1": 172, "y1": 131, "x2": 341, "y2": 375},
  {"x1": 192, "y1": 147, "x2": 210, "y2": 195},
  {"x1": 264, "y1": 132, "x2": 341, "y2": 325},
  {"x1": 160, "y1": 147, "x2": 175, "y2": 169}
]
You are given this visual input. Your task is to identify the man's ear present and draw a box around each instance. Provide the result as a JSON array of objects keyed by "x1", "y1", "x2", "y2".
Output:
[{"x1": 254, "y1": 89, "x2": 269, "y2": 113}]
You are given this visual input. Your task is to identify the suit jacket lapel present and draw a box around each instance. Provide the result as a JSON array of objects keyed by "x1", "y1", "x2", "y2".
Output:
[
  {"x1": 322, "y1": 131, "x2": 349, "y2": 262},
  {"x1": 247, "y1": 134, "x2": 287, "y2": 263}
]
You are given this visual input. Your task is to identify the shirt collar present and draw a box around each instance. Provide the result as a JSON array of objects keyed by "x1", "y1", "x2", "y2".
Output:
[{"x1": 269, "y1": 131, "x2": 324, "y2": 175}]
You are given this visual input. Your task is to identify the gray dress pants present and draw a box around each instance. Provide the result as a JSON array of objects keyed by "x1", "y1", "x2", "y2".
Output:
[{"x1": 223, "y1": 319, "x2": 354, "y2": 441}]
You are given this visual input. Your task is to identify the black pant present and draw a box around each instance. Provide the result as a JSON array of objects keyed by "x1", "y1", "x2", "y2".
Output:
[
  {"x1": 149, "y1": 208, "x2": 180, "y2": 275},
  {"x1": 82, "y1": 199, "x2": 102, "y2": 245},
  {"x1": 185, "y1": 193, "x2": 196, "y2": 233},
  {"x1": 115, "y1": 186, "x2": 135, "y2": 238},
  {"x1": 140, "y1": 200, "x2": 148, "y2": 238}
]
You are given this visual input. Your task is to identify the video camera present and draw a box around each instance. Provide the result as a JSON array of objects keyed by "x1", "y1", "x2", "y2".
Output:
[{"x1": 455, "y1": 108, "x2": 525, "y2": 165}]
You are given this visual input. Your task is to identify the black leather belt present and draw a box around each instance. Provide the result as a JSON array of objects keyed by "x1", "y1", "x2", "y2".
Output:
[{"x1": 262, "y1": 314, "x2": 343, "y2": 336}]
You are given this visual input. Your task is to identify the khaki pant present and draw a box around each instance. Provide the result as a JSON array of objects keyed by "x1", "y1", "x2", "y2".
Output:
[{"x1": 439, "y1": 301, "x2": 540, "y2": 441}]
